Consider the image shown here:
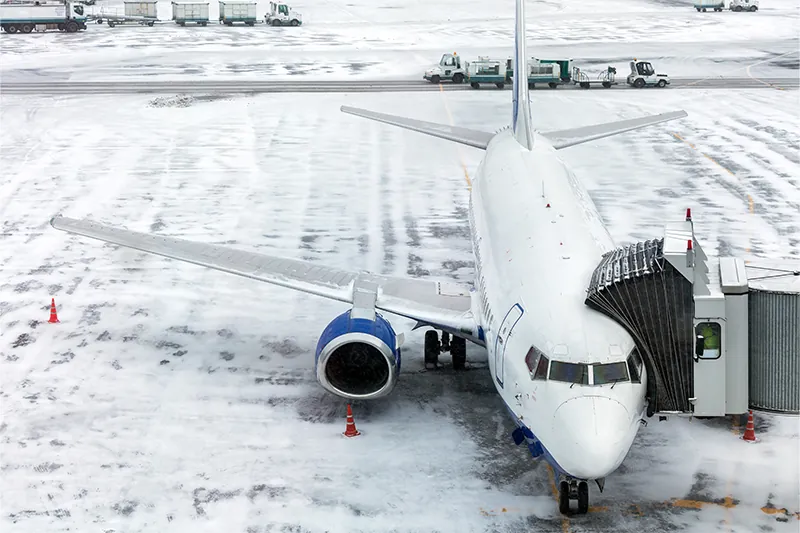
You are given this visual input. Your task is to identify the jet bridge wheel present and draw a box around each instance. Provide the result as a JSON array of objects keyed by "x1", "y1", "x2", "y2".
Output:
[{"x1": 424, "y1": 330, "x2": 440, "y2": 370}]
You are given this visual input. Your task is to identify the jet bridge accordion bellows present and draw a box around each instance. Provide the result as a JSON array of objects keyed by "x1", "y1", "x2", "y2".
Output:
[{"x1": 585, "y1": 238, "x2": 695, "y2": 415}]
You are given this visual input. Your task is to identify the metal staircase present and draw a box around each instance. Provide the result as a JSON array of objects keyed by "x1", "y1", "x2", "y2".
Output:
[{"x1": 585, "y1": 237, "x2": 696, "y2": 415}]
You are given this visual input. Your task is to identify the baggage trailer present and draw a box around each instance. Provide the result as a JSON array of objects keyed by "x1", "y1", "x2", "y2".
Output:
[
  {"x1": 219, "y1": 1, "x2": 256, "y2": 25},
  {"x1": 0, "y1": 0, "x2": 88, "y2": 33},
  {"x1": 466, "y1": 57, "x2": 509, "y2": 89},
  {"x1": 508, "y1": 59, "x2": 562, "y2": 89},
  {"x1": 95, "y1": 1, "x2": 157, "y2": 26},
  {"x1": 172, "y1": 2, "x2": 208, "y2": 25},
  {"x1": 571, "y1": 65, "x2": 617, "y2": 89},
  {"x1": 693, "y1": 0, "x2": 725, "y2": 11}
]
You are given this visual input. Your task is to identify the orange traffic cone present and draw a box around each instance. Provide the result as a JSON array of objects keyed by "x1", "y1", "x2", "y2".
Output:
[
  {"x1": 741, "y1": 410, "x2": 758, "y2": 443},
  {"x1": 343, "y1": 404, "x2": 361, "y2": 437},
  {"x1": 48, "y1": 298, "x2": 59, "y2": 323}
]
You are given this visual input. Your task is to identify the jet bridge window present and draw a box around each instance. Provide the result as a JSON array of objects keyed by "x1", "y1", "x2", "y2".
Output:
[
  {"x1": 695, "y1": 322, "x2": 722, "y2": 360},
  {"x1": 593, "y1": 362, "x2": 629, "y2": 385},
  {"x1": 524, "y1": 347, "x2": 549, "y2": 380},
  {"x1": 549, "y1": 361, "x2": 588, "y2": 385}
]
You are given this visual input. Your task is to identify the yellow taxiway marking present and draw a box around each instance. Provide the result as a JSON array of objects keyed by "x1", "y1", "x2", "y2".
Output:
[{"x1": 438, "y1": 83, "x2": 473, "y2": 190}]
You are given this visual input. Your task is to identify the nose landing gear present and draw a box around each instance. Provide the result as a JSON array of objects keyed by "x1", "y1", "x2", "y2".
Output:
[{"x1": 558, "y1": 478, "x2": 590, "y2": 514}]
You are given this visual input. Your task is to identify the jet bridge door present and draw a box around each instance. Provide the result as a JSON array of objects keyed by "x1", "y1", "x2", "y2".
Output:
[
  {"x1": 495, "y1": 304, "x2": 524, "y2": 388},
  {"x1": 693, "y1": 319, "x2": 726, "y2": 416}
]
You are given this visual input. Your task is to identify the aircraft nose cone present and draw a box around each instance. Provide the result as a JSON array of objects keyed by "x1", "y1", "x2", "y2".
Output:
[{"x1": 551, "y1": 396, "x2": 632, "y2": 480}]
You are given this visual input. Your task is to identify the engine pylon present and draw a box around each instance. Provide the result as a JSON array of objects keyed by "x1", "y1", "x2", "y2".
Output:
[{"x1": 343, "y1": 404, "x2": 361, "y2": 437}]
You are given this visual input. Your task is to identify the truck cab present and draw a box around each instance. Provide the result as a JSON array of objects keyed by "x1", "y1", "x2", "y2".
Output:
[
  {"x1": 730, "y1": 0, "x2": 758, "y2": 11},
  {"x1": 265, "y1": 2, "x2": 301, "y2": 26},
  {"x1": 627, "y1": 60, "x2": 670, "y2": 88},
  {"x1": 424, "y1": 53, "x2": 466, "y2": 84}
]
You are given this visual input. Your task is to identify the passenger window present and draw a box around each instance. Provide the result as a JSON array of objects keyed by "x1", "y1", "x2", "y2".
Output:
[
  {"x1": 593, "y1": 362, "x2": 629, "y2": 385},
  {"x1": 549, "y1": 361, "x2": 588, "y2": 385},
  {"x1": 695, "y1": 322, "x2": 722, "y2": 360}
]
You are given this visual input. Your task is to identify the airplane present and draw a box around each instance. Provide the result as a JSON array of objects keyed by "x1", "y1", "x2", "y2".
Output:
[{"x1": 49, "y1": 0, "x2": 688, "y2": 515}]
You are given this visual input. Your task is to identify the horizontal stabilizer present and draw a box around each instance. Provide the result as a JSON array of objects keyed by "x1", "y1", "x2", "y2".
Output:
[
  {"x1": 541, "y1": 110, "x2": 688, "y2": 150},
  {"x1": 341, "y1": 105, "x2": 495, "y2": 150}
]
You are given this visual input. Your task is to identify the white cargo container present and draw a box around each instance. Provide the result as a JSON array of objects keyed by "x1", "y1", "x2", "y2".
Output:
[
  {"x1": 218, "y1": 1, "x2": 255, "y2": 25},
  {"x1": 693, "y1": 0, "x2": 725, "y2": 11},
  {"x1": 124, "y1": 1, "x2": 158, "y2": 19},
  {"x1": 172, "y1": 2, "x2": 208, "y2": 25},
  {"x1": 0, "y1": 0, "x2": 87, "y2": 33}
]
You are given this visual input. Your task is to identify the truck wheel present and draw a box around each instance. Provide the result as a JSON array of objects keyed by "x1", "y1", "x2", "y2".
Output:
[
  {"x1": 21, "y1": 23, "x2": 33, "y2": 33},
  {"x1": 549, "y1": 82, "x2": 558, "y2": 88},
  {"x1": 271, "y1": 19, "x2": 281, "y2": 26},
  {"x1": 528, "y1": 82, "x2": 535, "y2": 89},
  {"x1": 602, "y1": 81, "x2": 611, "y2": 88},
  {"x1": 580, "y1": 81, "x2": 590, "y2": 89},
  {"x1": 749, "y1": 5, "x2": 757, "y2": 10},
  {"x1": 65, "y1": 20, "x2": 78, "y2": 32},
  {"x1": 148, "y1": 21, "x2": 154, "y2": 26},
  {"x1": 634, "y1": 78, "x2": 645, "y2": 88},
  {"x1": 470, "y1": 82, "x2": 479, "y2": 89},
  {"x1": 430, "y1": 75, "x2": 440, "y2": 84},
  {"x1": 290, "y1": 19, "x2": 299, "y2": 26},
  {"x1": 657, "y1": 79, "x2": 667, "y2": 87},
  {"x1": 4, "y1": 24, "x2": 16, "y2": 33},
  {"x1": 496, "y1": 82, "x2": 505, "y2": 89},
  {"x1": 452, "y1": 73, "x2": 464, "y2": 84},
  {"x1": 201, "y1": 21, "x2": 207, "y2": 26}
]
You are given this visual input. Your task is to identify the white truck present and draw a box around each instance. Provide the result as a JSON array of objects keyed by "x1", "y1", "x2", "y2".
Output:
[
  {"x1": 730, "y1": 0, "x2": 759, "y2": 11},
  {"x1": 423, "y1": 53, "x2": 468, "y2": 84},
  {"x1": 0, "y1": 0, "x2": 88, "y2": 33},
  {"x1": 264, "y1": 1, "x2": 301, "y2": 26},
  {"x1": 627, "y1": 59, "x2": 671, "y2": 88}
]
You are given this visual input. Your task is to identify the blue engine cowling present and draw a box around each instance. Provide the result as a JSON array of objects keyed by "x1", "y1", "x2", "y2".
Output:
[{"x1": 314, "y1": 309, "x2": 400, "y2": 400}]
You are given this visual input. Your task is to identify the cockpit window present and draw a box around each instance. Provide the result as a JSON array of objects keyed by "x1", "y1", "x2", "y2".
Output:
[
  {"x1": 549, "y1": 361, "x2": 588, "y2": 385},
  {"x1": 627, "y1": 348, "x2": 643, "y2": 383},
  {"x1": 524, "y1": 347, "x2": 549, "y2": 380},
  {"x1": 593, "y1": 362, "x2": 629, "y2": 385}
]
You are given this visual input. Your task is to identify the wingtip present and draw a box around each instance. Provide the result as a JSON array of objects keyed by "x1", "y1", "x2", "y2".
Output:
[{"x1": 49, "y1": 215, "x2": 59, "y2": 228}]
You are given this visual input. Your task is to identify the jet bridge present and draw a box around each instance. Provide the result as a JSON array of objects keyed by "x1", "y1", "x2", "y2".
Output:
[{"x1": 585, "y1": 209, "x2": 800, "y2": 417}]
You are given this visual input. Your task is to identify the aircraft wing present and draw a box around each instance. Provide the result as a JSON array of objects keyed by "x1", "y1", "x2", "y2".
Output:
[
  {"x1": 540, "y1": 110, "x2": 688, "y2": 150},
  {"x1": 341, "y1": 106, "x2": 495, "y2": 150},
  {"x1": 49, "y1": 216, "x2": 480, "y2": 341}
]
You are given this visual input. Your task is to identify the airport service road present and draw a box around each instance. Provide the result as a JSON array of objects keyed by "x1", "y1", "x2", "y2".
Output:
[{"x1": 1, "y1": 77, "x2": 798, "y2": 95}]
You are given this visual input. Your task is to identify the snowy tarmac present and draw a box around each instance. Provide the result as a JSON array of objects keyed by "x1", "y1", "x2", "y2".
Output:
[
  {"x1": 2, "y1": 87, "x2": 799, "y2": 532},
  {"x1": 1, "y1": 0, "x2": 799, "y2": 531},
  {"x1": 1, "y1": 76, "x2": 799, "y2": 95}
]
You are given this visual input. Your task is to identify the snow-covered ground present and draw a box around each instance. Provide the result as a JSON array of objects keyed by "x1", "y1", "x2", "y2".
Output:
[
  {"x1": 1, "y1": 87, "x2": 799, "y2": 532},
  {"x1": 0, "y1": 0, "x2": 798, "y2": 80}
]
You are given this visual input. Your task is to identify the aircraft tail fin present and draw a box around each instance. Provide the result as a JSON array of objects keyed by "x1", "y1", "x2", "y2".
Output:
[{"x1": 512, "y1": 0, "x2": 534, "y2": 150}]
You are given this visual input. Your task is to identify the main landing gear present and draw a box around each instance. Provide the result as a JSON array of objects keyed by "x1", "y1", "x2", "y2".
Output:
[
  {"x1": 558, "y1": 478, "x2": 589, "y2": 515},
  {"x1": 424, "y1": 330, "x2": 467, "y2": 370}
]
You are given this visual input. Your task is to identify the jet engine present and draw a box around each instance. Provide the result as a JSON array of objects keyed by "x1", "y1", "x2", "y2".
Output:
[{"x1": 314, "y1": 309, "x2": 400, "y2": 400}]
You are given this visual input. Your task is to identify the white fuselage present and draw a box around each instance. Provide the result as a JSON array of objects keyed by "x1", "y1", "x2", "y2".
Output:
[{"x1": 468, "y1": 129, "x2": 648, "y2": 481}]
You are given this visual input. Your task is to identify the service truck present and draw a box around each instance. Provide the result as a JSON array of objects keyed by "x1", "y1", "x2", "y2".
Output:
[
  {"x1": 264, "y1": 1, "x2": 301, "y2": 26},
  {"x1": 730, "y1": 0, "x2": 758, "y2": 11},
  {"x1": 0, "y1": 0, "x2": 87, "y2": 33}
]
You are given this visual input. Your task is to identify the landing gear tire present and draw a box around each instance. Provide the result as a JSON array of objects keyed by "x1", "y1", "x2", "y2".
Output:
[
  {"x1": 424, "y1": 330, "x2": 440, "y2": 370},
  {"x1": 451, "y1": 336, "x2": 466, "y2": 370},
  {"x1": 558, "y1": 481, "x2": 570, "y2": 514},
  {"x1": 577, "y1": 481, "x2": 589, "y2": 514}
]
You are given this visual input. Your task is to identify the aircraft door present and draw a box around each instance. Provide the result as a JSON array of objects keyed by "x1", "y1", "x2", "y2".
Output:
[
  {"x1": 495, "y1": 304, "x2": 524, "y2": 388},
  {"x1": 693, "y1": 319, "x2": 726, "y2": 416}
]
